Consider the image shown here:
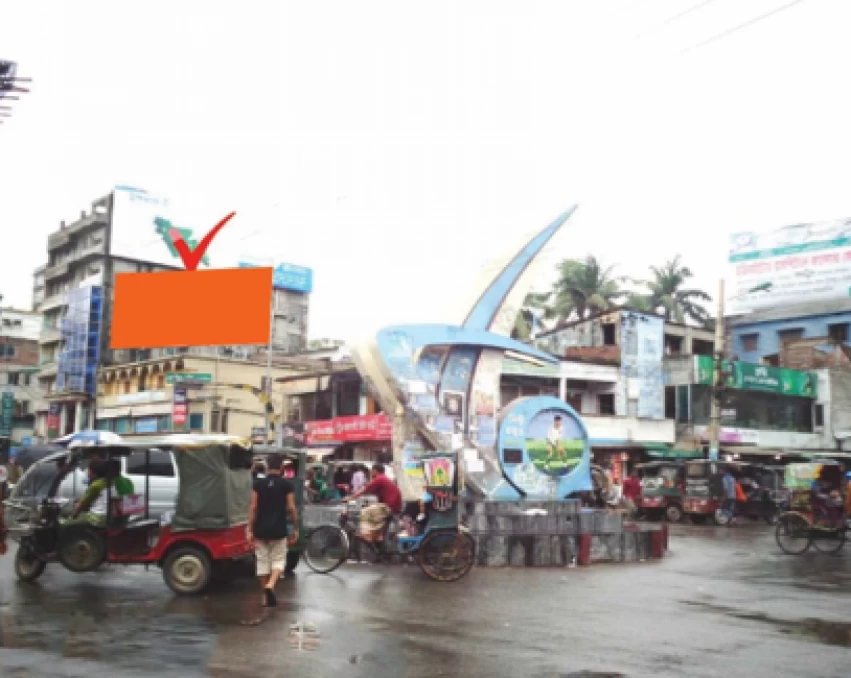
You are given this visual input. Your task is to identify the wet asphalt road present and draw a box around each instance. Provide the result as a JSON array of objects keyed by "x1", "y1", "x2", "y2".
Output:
[{"x1": 1, "y1": 523, "x2": 850, "y2": 677}]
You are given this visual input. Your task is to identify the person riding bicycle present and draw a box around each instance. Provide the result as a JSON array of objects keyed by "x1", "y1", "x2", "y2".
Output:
[{"x1": 340, "y1": 463, "x2": 403, "y2": 546}]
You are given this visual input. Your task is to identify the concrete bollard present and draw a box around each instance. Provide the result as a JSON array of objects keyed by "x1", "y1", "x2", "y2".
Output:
[
  {"x1": 650, "y1": 529, "x2": 664, "y2": 558},
  {"x1": 577, "y1": 533, "x2": 591, "y2": 565},
  {"x1": 662, "y1": 523, "x2": 669, "y2": 551}
]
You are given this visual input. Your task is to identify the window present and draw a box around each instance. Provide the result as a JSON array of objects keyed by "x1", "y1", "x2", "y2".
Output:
[
  {"x1": 126, "y1": 450, "x2": 175, "y2": 477},
  {"x1": 814, "y1": 403, "x2": 824, "y2": 428},
  {"x1": 741, "y1": 334, "x2": 759, "y2": 352},
  {"x1": 598, "y1": 393, "x2": 616, "y2": 415},
  {"x1": 189, "y1": 413, "x2": 204, "y2": 431},
  {"x1": 828, "y1": 323, "x2": 849, "y2": 342},
  {"x1": 210, "y1": 409, "x2": 220, "y2": 432},
  {"x1": 0, "y1": 344, "x2": 16, "y2": 358},
  {"x1": 664, "y1": 335, "x2": 683, "y2": 355},
  {"x1": 602, "y1": 323, "x2": 617, "y2": 346},
  {"x1": 95, "y1": 419, "x2": 113, "y2": 431},
  {"x1": 7, "y1": 372, "x2": 20, "y2": 385},
  {"x1": 777, "y1": 328, "x2": 804, "y2": 343},
  {"x1": 664, "y1": 386, "x2": 676, "y2": 419},
  {"x1": 155, "y1": 374, "x2": 165, "y2": 389},
  {"x1": 114, "y1": 417, "x2": 132, "y2": 434}
]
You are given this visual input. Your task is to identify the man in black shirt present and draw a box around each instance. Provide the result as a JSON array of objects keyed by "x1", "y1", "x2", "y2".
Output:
[{"x1": 247, "y1": 454, "x2": 298, "y2": 607}]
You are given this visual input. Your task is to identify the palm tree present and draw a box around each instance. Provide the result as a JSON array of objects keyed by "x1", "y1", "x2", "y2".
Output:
[
  {"x1": 642, "y1": 255, "x2": 712, "y2": 324},
  {"x1": 549, "y1": 256, "x2": 624, "y2": 321},
  {"x1": 511, "y1": 292, "x2": 552, "y2": 340}
]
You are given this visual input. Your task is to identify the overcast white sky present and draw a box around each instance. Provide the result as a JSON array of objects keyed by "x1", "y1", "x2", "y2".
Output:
[{"x1": 2, "y1": 0, "x2": 850, "y2": 340}]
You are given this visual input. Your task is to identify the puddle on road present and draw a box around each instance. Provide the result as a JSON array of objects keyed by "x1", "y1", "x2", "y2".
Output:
[{"x1": 682, "y1": 600, "x2": 851, "y2": 647}]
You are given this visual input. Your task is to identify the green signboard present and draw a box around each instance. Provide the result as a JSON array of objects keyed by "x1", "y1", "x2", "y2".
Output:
[
  {"x1": 692, "y1": 357, "x2": 816, "y2": 398},
  {"x1": 0, "y1": 392, "x2": 14, "y2": 437},
  {"x1": 166, "y1": 373, "x2": 212, "y2": 384}
]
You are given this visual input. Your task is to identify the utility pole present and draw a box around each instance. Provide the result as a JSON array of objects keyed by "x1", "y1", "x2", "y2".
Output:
[
  {"x1": 708, "y1": 279, "x2": 725, "y2": 462},
  {"x1": 265, "y1": 290, "x2": 275, "y2": 443}
]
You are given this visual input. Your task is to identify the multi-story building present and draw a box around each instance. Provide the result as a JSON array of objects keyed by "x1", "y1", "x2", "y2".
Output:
[
  {"x1": 728, "y1": 299, "x2": 851, "y2": 364},
  {"x1": 0, "y1": 307, "x2": 45, "y2": 456},
  {"x1": 31, "y1": 265, "x2": 45, "y2": 312},
  {"x1": 663, "y1": 354, "x2": 851, "y2": 457},
  {"x1": 37, "y1": 188, "x2": 316, "y2": 438}
]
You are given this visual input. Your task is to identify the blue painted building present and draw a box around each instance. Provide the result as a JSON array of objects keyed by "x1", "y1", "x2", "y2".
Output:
[{"x1": 728, "y1": 299, "x2": 851, "y2": 363}]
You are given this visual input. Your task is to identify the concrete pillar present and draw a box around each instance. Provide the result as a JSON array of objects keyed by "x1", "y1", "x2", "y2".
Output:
[
  {"x1": 73, "y1": 403, "x2": 84, "y2": 432},
  {"x1": 359, "y1": 395, "x2": 368, "y2": 416},
  {"x1": 558, "y1": 377, "x2": 566, "y2": 402},
  {"x1": 59, "y1": 404, "x2": 68, "y2": 435}
]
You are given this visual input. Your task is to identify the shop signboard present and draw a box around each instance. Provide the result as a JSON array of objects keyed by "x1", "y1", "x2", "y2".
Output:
[
  {"x1": 693, "y1": 425, "x2": 759, "y2": 445},
  {"x1": 166, "y1": 373, "x2": 212, "y2": 384},
  {"x1": 172, "y1": 386, "x2": 188, "y2": 430},
  {"x1": 692, "y1": 357, "x2": 816, "y2": 398},
  {"x1": 0, "y1": 392, "x2": 14, "y2": 437},
  {"x1": 727, "y1": 218, "x2": 851, "y2": 313},
  {"x1": 134, "y1": 417, "x2": 159, "y2": 434},
  {"x1": 238, "y1": 259, "x2": 313, "y2": 293},
  {"x1": 47, "y1": 403, "x2": 61, "y2": 440},
  {"x1": 305, "y1": 414, "x2": 392, "y2": 445}
]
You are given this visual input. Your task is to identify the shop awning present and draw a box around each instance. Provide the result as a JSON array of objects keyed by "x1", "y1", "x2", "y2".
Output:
[{"x1": 307, "y1": 447, "x2": 338, "y2": 459}]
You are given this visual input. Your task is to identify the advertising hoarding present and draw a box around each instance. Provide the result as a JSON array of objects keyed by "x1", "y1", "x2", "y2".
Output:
[
  {"x1": 619, "y1": 312, "x2": 665, "y2": 419},
  {"x1": 0, "y1": 392, "x2": 14, "y2": 437},
  {"x1": 238, "y1": 259, "x2": 313, "y2": 293},
  {"x1": 111, "y1": 186, "x2": 220, "y2": 269},
  {"x1": 728, "y1": 218, "x2": 851, "y2": 313},
  {"x1": 693, "y1": 356, "x2": 816, "y2": 397}
]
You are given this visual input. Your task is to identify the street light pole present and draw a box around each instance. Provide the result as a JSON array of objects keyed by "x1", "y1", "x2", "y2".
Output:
[
  {"x1": 708, "y1": 279, "x2": 725, "y2": 461},
  {"x1": 265, "y1": 290, "x2": 274, "y2": 443}
]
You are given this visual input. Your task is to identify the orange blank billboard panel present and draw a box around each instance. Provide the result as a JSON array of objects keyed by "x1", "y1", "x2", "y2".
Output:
[{"x1": 111, "y1": 267, "x2": 273, "y2": 349}]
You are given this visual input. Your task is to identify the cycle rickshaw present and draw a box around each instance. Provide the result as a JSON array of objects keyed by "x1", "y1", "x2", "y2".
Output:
[
  {"x1": 775, "y1": 459, "x2": 848, "y2": 555},
  {"x1": 302, "y1": 450, "x2": 476, "y2": 581}
]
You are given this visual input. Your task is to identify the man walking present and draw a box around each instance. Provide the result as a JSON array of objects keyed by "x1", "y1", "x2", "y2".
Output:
[
  {"x1": 247, "y1": 454, "x2": 298, "y2": 607},
  {"x1": 721, "y1": 466, "x2": 737, "y2": 526}
]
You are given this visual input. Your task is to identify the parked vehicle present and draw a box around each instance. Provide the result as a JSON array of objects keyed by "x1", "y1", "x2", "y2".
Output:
[
  {"x1": 636, "y1": 461, "x2": 685, "y2": 522},
  {"x1": 4, "y1": 435, "x2": 256, "y2": 595},
  {"x1": 684, "y1": 460, "x2": 782, "y2": 525},
  {"x1": 776, "y1": 460, "x2": 847, "y2": 555},
  {"x1": 7, "y1": 445, "x2": 178, "y2": 522}
]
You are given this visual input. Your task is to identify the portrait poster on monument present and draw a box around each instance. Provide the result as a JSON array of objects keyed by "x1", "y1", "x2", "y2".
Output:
[
  {"x1": 442, "y1": 391, "x2": 464, "y2": 419},
  {"x1": 474, "y1": 391, "x2": 495, "y2": 416}
]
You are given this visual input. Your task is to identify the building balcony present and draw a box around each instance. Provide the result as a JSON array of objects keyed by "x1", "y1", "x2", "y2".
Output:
[
  {"x1": 38, "y1": 361, "x2": 57, "y2": 378},
  {"x1": 39, "y1": 325, "x2": 62, "y2": 344},
  {"x1": 44, "y1": 261, "x2": 71, "y2": 281},
  {"x1": 40, "y1": 293, "x2": 68, "y2": 312},
  {"x1": 583, "y1": 415, "x2": 675, "y2": 445}
]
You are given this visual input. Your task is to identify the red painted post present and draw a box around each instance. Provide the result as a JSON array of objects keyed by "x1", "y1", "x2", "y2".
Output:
[
  {"x1": 650, "y1": 529, "x2": 663, "y2": 558},
  {"x1": 577, "y1": 533, "x2": 591, "y2": 565}
]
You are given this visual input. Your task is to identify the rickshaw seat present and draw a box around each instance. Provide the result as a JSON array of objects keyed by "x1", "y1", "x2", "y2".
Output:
[{"x1": 120, "y1": 518, "x2": 160, "y2": 531}]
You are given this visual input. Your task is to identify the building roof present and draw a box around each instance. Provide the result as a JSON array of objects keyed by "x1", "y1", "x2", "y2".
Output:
[
  {"x1": 536, "y1": 305, "x2": 712, "y2": 338},
  {"x1": 728, "y1": 298, "x2": 851, "y2": 326}
]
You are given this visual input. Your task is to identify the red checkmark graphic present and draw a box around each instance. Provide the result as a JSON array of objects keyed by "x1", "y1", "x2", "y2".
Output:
[{"x1": 172, "y1": 212, "x2": 236, "y2": 271}]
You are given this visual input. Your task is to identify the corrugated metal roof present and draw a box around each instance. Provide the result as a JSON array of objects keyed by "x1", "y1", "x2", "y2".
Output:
[{"x1": 729, "y1": 298, "x2": 851, "y2": 326}]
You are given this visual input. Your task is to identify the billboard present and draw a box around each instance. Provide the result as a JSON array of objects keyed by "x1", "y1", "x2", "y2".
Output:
[
  {"x1": 728, "y1": 218, "x2": 851, "y2": 313},
  {"x1": 238, "y1": 259, "x2": 313, "y2": 292},
  {"x1": 111, "y1": 186, "x2": 216, "y2": 269}
]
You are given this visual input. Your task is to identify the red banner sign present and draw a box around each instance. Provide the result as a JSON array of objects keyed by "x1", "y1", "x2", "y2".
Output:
[{"x1": 305, "y1": 414, "x2": 392, "y2": 445}]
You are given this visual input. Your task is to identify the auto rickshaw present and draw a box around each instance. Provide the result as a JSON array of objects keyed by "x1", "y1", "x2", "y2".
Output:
[
  {"x1": 683, "y1": 460, "x2": 781, "y2": 525},
  {"x1": 2, "y1": 434, "x2": 256, "y2": 595},
  {"x1": 636, "y1": 461, "x2": 685, "y2": 522}
]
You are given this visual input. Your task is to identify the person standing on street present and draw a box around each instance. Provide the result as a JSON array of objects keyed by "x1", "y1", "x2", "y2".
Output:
[
  {"x1": 247, "y1": 453, "x2": 298, "y2": 607},
  {"x1": 721, "y1": 467, "x2": 737, "y2": 526},
  {"x1": 622, "y1": 469, "x2": 642, "y2": 518}
]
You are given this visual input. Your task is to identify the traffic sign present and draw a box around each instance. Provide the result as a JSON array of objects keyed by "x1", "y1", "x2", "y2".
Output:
[{"x1": 166, "y1": 373, "x2": 212, "y2": 384}]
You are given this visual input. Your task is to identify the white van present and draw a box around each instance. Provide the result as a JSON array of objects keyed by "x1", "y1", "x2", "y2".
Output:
[{"x1": 6, "y1": 449, "x2": 179, "y2": 524}]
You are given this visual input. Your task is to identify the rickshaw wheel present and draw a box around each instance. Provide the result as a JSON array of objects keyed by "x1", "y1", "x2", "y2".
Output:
[
  {"x1": 163, "y1": 546, "x2": 212, "y2": 595},
  {"x1": 418, "y1": 531, "x2": 476, "y2": 582},
  {"x1": 776, "y1": 514, "x2": 811, "y2": 555},
  {"x1": 811, "y1": 528, "x2": 846, "y2": 555},
  {"x1": 57, "y1": 526, "x2": 106, "y2": 573},
  {"x1": 15, "y1": 545, "x2": 46, "y2": 582},
  {"x1": 303, "y1": 525, "x2": 348, "y2": 574}
]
